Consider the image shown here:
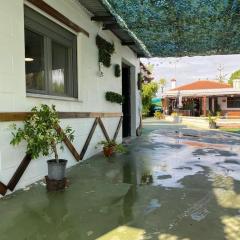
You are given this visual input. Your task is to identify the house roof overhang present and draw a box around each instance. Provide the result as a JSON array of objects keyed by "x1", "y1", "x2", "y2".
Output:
[
  {"x1": 163, "y1": 88, "x2": 240, "y2": 98},
  {"x1": 77, "y1": 0, "x2": 151, "y2": 58}
]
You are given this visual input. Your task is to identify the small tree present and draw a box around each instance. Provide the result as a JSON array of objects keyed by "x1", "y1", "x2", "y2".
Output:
[
  {"x1": 159, "y1": 78, "x2": 167, "y2": 93},
  {"x1": 142, "y1": 82, "x2": 159, "y2": 115},
  {"x1": 10, "y1": 104, "x2": 74, "y2": 162},
  {"x1": 228, "y1": 69, "x2": 240, "y2": 86}
]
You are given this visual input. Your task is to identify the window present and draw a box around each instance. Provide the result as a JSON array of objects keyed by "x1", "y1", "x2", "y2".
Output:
[
  {"x1": 227, "y1": 97, "x2": 240, "y2": 108},
  {"x1": 24, "y1": 6, "x2": 77, "y2": 98}
]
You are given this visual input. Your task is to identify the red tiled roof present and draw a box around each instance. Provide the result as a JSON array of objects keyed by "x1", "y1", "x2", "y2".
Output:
[{"x1": 170, "y1": 80, "x2": 231, "y2": 91}]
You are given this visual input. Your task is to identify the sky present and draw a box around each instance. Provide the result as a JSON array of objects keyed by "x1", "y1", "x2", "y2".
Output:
[{"x1": 141, "y1": 54, "x2": 240, "y2": 91}]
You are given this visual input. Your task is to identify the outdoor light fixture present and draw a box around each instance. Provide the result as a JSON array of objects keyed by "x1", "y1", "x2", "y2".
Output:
[
  {"x1": 25, "y1": 58, "x2": 34, "y2": 62},
  {"x1": 98, "y1": 62, "x2": 104, "y2": 77}
]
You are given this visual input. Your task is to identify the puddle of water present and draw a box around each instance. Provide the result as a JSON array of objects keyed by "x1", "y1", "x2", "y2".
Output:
[{"x1": 144, "y1": 199, "x2": 161, "y2": 215}]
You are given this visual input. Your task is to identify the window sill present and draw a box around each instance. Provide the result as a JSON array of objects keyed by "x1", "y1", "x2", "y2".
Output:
[{"x1": 26, "y1": 93, "x2": 83, "y2": 103}]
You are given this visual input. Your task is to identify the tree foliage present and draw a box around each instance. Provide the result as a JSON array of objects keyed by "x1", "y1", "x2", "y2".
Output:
[
  {"x1": 228, "y1": 69, "x2": 240, "y2": 86},
  {"x1": 10, "y1": 104, "x2": 74, "y2": 162},
  {"x1": 159, "y1": 78, "x2": 167, "y2": 93},
  {"x1": 142, "y1": 82, "x2": 159, "y2": 115}
]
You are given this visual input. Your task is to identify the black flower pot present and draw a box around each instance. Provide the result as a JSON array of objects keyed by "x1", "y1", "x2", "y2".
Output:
[{"x1": 47, "y1": 159, "x2": 67, "y2": 180}]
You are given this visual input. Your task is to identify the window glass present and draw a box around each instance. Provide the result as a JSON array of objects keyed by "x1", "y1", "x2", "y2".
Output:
[
  {"x1": 25, "y1": 29, "x2": 45, "y2": 91},
  {"x1": 227, "y1": 97, "x2": 240, "y2": 108},
  {"x1": 51, "y1": 42, "x2": 68, "y2": 95},
  {"x1": 24, "y1": 6, "x2": 77, "y2": 98}
]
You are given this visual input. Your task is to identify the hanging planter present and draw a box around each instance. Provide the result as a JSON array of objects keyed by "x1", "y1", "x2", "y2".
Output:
[
  {"x1": 137, "y1": 73, "x2": 143, "y2": 90},
  {"x1": 105, "y1": 91, "x2": 124, "y2": 104},
  {"x1": 114, "y1": 64, "x2": 121, "y2": 77},
  {"x1": 96, "y1": 35, "x2": 115, "y2": 67}
]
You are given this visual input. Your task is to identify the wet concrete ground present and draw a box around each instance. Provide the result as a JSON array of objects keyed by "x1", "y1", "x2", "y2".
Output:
[{"x1": 1, "y1": 122, "x2": 240, "y2": 240}]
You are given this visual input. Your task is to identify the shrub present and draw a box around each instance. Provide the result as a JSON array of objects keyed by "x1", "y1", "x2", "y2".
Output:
[
  {"x1": 105, "y1": 91, "x2": 124, "y2": 104},
  {"x1": 154, "y1": 111, "x2": 164, "y2": 119},
  {"x1": 10, "y1": 104, "x2": 74, "y2": 162},
  {"x1": 114, "y1": 64, "x2": 121, "y2": 77},
  {"x1": 96, "y1": 35, "x2": 115, "y2": 67}
]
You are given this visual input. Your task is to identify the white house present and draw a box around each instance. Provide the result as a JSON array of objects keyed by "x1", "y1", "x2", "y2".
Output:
[{"x1": 0, "y1": 0, "x2": 149, "y2": 195}]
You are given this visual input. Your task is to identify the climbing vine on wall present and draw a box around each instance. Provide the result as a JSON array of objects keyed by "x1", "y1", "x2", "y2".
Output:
[
  {"x1": 105, "y1": 91, "x2": 124, "y2": 104},
  {"x1": 114, "y1": 64, "x2": 121, "y2": 77},
  {"x1": 96, "y1": 35, "x2": 115, "y2": 67}
]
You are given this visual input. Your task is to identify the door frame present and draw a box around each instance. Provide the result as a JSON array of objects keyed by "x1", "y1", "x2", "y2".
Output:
[{"x1": 122, "y1": 58, "x2": 137, "y2": 137}]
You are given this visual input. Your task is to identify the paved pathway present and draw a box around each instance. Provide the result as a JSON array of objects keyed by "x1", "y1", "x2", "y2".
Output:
[{"x1": 0, "y1": 122, "x2": 240, "y2": 240}]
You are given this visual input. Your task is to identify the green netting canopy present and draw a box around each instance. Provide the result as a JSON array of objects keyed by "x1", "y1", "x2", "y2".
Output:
[{"x1": 104, "y1": 0, "x2": 240, "y2": 57}]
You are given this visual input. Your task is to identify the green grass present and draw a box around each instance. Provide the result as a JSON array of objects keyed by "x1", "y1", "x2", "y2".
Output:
[{"x1": 220, "y1": 128, "x2": 240, "y2": 134}]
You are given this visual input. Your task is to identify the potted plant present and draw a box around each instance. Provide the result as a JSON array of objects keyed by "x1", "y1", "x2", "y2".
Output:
[
  {"x1": 208, "y1": 112, "x2": 219, "y2": 129},
  {"x1": 10, "y1": 104, "x2": 74, "y2": 181},
  {"x1": 97, "y1": 140, "x2": 126, "y2": 158},
  {"x1": 154, "y1": 111, "x2": 164, "y2": 120}
]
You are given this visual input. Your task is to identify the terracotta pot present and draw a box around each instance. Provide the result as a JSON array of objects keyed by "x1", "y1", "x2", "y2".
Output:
[{"x1": 103, "y1": 146, "x2": 115, "y2": 157}]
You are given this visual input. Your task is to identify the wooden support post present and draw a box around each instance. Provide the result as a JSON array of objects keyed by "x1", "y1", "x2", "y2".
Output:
[
  {"x1": 7, "y1": 154, "x2": 32, "y2": 191},
  {"x1": 202, "y1": 96, "x2": 207, "y2": 116},
  {"x1": 91, "y1": 16, "x2": 115, "y2": 22},
  {"x1": 56, "y1": 125, "x2": 80, "y2": 161},
  {"x1": 122, "y1": 41, "x2": 135, "y2": 46},
  {"x1": 0, "y1": 182, "x2": 7, "y2": 196},
  {"x1": 79, "y1": 118, "x2": 98, "y2": 160},
  {"x1": 98, "y1": 117, "x2": 110, "y2": 142},
  {"x1": 113, "y1": 117, "x2": 123, "y2": 141},
  {"x1": 103, "y1": 24, "x2": 122, "y2": 30}
]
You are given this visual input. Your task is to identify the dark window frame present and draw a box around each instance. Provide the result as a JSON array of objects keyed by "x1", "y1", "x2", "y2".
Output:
[
  {"x1": 24, "y1": 6, "x2": 78, "y2": 98},
  {"x1": 227, "y1": 97, "x2": 240, "y2": 108}
]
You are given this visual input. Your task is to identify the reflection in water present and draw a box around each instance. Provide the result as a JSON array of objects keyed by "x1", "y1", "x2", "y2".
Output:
[
  {"x1": 141, "y1": 173, "x2": 153, "y2": 185},
  {"x1": 121, "y1": 158, "x2": 137, "y2": 224}
]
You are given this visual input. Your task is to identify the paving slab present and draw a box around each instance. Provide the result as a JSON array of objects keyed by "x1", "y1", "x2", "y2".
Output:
[{"x1": 0, "y1": 122, "x2": 240, "y2": 240}]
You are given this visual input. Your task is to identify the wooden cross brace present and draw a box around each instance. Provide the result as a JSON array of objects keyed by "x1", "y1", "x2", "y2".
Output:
[{"x1": 0, "y1": 116, "x2": 123, "y2": 196}]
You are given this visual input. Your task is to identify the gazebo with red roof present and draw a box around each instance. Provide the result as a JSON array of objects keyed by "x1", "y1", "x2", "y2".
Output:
[{"x1": 163, "y1": 79, "x2": 240, "y2": 117}]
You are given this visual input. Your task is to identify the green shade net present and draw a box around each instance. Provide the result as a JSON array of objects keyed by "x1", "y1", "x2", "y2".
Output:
[{"x1": 104, "y1": 0, "x2": 240, "y2": 57}]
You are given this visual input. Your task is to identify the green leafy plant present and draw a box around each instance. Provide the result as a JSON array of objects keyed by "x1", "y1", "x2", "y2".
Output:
[
  {"x1": 96, "y1": 35, "x2": 115, "y2": 67},
  {"x1": 10, "y1": 104, "x2": 74, "y2": 162},
  {"x1": 154, "y1": 111, "x2": 164, "y2": 119},
  {"x1": 228, "y1": 69, "x2": 240, "y2": 86},
  {"x1": 114, "y1": 64, "x2": 121, "y2": 77},
  {"x1": 142, "y1": 82, "x2": 158, "y2": 116},
  {"x1": 105, "y1": 91, "x2": 124, "y2": 104},
  {"x1": 141, "y1": 172, "x2": 153, "y2": 184},
  {"x1": 208, "y1": 112, "x2": 221, "y2": 129},
  {"x1": 97, "y1": 140, "x2": 126, "y2": 154}
]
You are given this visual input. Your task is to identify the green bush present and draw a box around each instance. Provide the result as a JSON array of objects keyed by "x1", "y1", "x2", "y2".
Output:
[
  {"x1": 142, "y1": 82, "x2": 159, "y2": 116},
  {"x1": 10, "y1": 104, "x2": 74, "y2": 162},
  {"x1": 96, "y1": 35, "x2": 115, "y2": 67},
  {"x1": 114, "y1": 64, "x2": 121, "y2": 77},
  {"x1": 105, "y1": 91, "x2": 124, "y2": 104}
]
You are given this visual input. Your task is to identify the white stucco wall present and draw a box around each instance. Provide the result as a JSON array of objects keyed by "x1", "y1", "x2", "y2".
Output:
[
  {"x1": 0, "y1": 0, "x2": 140, "y2": 193},
  {"x1": 218, "y1": 97, "x2": 227, "y2": 110}
]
